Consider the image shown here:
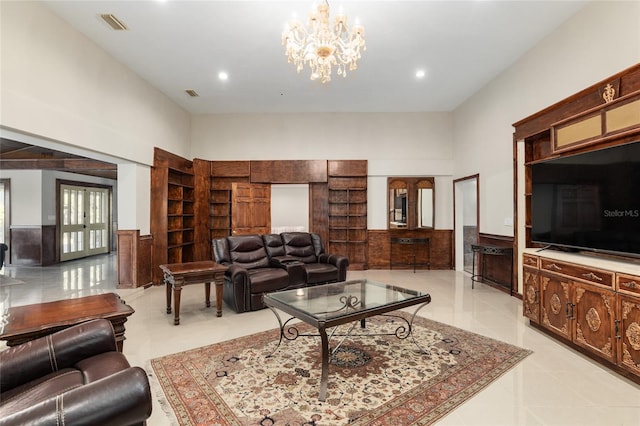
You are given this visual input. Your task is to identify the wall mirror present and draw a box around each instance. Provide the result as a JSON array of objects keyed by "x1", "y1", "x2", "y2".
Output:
[
  {"x1": 388, "y1": 177, "x2": 435, "y2": 229},
  {"x1": 389, "y1": 180, "x2": 408, "y2": 228},
  {"x1": 417, "y1": 179, "x2": 434, "y2": 228}
]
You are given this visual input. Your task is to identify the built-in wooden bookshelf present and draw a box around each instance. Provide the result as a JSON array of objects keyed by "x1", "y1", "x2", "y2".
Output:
[
  {"x1": 209, "y1": 161, "x2": 250, "y2": 239},
  {"x1": 327, "y1": 160, "x2": 368, "y2": 269},
  {"x1": 150, "y1": 148, "x2": 195, "y2": 283}
]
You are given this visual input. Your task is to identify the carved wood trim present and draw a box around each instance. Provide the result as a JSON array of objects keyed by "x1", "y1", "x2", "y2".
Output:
[{"x1": 513, "y1": 63, "x2": 640, "y2": 140}]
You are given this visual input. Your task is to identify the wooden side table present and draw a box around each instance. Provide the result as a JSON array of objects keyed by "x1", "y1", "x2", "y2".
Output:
[
  {"x1": 0, "y1": 293, "x2": 134, "y2": 352},
  {"x1": 160, "y1": 261, "x2": 228, "y2": 325}
]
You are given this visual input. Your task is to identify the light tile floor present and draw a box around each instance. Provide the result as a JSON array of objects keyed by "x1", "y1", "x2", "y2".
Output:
[{"x1": 1, "y1": 253, "x2": 639, "y2": 425}]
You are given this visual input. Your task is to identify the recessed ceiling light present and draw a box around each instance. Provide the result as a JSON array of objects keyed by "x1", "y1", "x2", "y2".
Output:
[
  {"x1": 415, "y1": 70, "x2": 426, "y2": 79},
  {"x1": 218, "y1": 72, "x2": 229, "y2": 81}
]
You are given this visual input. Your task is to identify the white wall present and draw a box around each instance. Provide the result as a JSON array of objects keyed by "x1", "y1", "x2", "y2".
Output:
[
  {"x1": 0, "y1": 171, "x2": 43, "y2": 226},
  {"x1": 191, "y1": 112, "x2": 455, "y2": 230},
  {"x1": 117, "y1": 164, "x2": 151, "y2": 235},
  {"x1": 453, "y1": 0, "x2": 640, "y2": 238},
  {"x1": 0, "y1": 1, "x2": 191, "y2": 166},
  {"x1": 0, "y1": 1, "x2": 191, "y2": 233}
]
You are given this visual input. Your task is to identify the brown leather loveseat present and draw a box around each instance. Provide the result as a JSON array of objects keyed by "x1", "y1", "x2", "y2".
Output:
[
  {"x1": 213, "y1": 232, "x2": 348, "y2": 313},
  {"x1": 0, "y1": 319, "x2": 152, "y2": 426}
]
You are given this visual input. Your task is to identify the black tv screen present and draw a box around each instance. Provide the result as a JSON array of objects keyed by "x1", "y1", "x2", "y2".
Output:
[{"x1": 531, "y1": 142, "x2": 640, "y2": 258}]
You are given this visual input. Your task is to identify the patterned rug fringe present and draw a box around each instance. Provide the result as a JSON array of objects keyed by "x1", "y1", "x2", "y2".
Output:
[{"x1": 146, "y1": 359, "x2": 179, "y2": 426}]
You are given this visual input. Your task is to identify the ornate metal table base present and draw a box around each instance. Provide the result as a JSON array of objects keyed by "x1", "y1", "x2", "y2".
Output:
[{"x1": 266, "y1": 298, "x2": 431, "y2": 402}]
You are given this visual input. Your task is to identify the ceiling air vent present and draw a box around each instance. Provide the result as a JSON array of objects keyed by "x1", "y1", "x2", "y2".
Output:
[
  {"x1": 100, "y1": 14, "x2": 128, "y2": 31},
  {"x1": 185, "y1": 90, "x2": 200, "y2": 97}
]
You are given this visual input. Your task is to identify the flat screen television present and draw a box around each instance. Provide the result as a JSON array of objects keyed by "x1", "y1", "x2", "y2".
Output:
[{"x1": 531, "y1": 141, "x2": 640, "y2": 258}]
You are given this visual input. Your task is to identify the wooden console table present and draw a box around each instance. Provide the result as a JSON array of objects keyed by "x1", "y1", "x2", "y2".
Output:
[
  {"x1": 390, "y1": 237, "x2": 430, "y2": 272},
  {"x1": 470, "y1": 244, "x2": 513, "y2": 293},
  {"x1": 160, "y1": 261, "x2": 228, "y2": 325},
  {"x1": 0, "y1": 293, "x2": 134, "y2": 352}
]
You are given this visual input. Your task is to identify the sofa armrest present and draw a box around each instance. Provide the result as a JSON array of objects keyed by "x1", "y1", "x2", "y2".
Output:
[
  {"x1": 319, "y1": 253, "x2": 349, "y2": 268},
  {"x1": 227, "y1": 263, "x2": 250, "y2": 282},
  {"x1": 0, "y1": 367, "x2": 152, "y2": 426},
  {"x1": 319, "y1": 253, "x2": 349, "y2": 281},
  {"x1": 0, "y1": 319, "x2": 117, "y2": 392}
]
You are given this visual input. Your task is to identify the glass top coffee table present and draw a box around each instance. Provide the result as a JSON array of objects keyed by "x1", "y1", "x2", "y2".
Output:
[{"x1": 263, "y1": 278, "x2": 431, "y2": 401}]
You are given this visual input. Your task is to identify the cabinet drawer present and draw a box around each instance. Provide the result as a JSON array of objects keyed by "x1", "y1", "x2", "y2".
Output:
[
  {"x1": 523, "y1": 254, "x2": 538, "y2": 268},
  {"x1": 540, "y1": 259, "x2": 613, "y2": 288},
  {"x1": 617, "y1": 273, "x2": 640, "y2": 296}
]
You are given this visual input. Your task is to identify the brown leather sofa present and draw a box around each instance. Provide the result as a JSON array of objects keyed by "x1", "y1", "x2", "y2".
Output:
[
  {"x1": 0, "y1": 319, "x2": 152, "y2": 426},
  {"x1": 213, "y1": 232, "x2": 348, "y2": 313}
]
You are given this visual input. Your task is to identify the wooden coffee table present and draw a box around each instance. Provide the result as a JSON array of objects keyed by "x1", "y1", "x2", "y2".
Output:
[{"x1": 0, "y1": 292, "x2": 134, "y2": 352}]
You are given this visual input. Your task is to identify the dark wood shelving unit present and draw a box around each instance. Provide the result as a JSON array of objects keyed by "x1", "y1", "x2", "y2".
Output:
[
  {"x1": 150, "y1": 148, "x2": 196, "y2": 284},
  {"x1": 327, "y1": 160, "x2": 368, "y2": 269},
  {"x1": 209, "y1": 161, "x2": 250, "y2": 240}
]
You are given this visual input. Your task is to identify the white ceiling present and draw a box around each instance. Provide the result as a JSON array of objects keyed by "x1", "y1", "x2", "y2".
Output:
[{"x1": 42, "y1": 0, "x2": 589, "y2": 114}]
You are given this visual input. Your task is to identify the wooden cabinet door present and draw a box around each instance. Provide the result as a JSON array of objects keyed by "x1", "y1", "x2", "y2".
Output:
[
  {"x1": 540, "y1": 272, "x2": 572, "y2": 340},
  {"x1": 523, "y1": 266, "x2": 540, "y2": 323},
  {"x1": 572, "y1": 282, "x2": 616, "y2": 362},
  {"x1": 618, "y1": 294, "x2": 640, "y2": 376},
  {"x1": 231, "y1": 183, "x2": 271, "y2": 235}
]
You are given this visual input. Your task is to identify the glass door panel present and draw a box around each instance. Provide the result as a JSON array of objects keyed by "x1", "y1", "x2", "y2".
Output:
[{"x1": 60, "y1": 184, "x2": 109, "y2": 261}]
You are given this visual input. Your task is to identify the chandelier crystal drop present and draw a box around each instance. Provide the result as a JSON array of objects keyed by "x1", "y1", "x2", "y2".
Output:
[{"x1": 282, "y1": 1, "x2": 366, "y2": 83}]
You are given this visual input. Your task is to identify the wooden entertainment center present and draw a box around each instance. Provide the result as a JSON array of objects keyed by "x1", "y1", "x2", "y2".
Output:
[{"x1": 514, "y1": 63, "x2": 640, "y2": 383}]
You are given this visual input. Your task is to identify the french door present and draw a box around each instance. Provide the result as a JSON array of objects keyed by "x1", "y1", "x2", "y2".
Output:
[{"x1": 60, "y1": 184, "x2": 110, "y2": 261}]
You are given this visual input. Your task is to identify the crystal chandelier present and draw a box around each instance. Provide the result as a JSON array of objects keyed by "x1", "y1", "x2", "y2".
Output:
[{"x1": 282, "y1": 1, "x2": 366, "y2": 83}]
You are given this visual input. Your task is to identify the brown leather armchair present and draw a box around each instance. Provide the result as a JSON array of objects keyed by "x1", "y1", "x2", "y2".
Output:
[{"x1": 0, "y1": 319, "x2": 152, "y2": 426}]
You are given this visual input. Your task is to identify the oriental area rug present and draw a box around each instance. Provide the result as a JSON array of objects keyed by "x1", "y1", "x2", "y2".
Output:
[{"x1": 149, "y1": 313, "x2": 532, "y2": 425}]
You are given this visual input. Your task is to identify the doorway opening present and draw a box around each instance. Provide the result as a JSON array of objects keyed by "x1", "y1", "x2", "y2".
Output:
[
  {"x1": 454, "y1": 175, "x2": 479, "y2": 273},
  {"x1": 271, "y1": 184, "x2": 309, "y2": 233}
]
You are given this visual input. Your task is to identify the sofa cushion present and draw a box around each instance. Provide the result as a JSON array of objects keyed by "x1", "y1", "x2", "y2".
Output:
[
  {"x1": 212, "y1": 238, "x2": 231, "y2": 264},
  {"x1": 247, "y1": 268, "x2": 289, "y2": 294},
  {"x1": 310, "y1": 233, "x2": 326, "y2": 256},
  {"x1": 262, "y1": 234, "x2": 285, "y2": 258},
  {"x1": 227, "y1": 235, "x2": 270, "y2": 269},
  {"x1": 281, "y1": 232, "x2": 317, "y2": 263},
  {"x1": 303, "y1": 263, "x2": 340, "y2": 284}
]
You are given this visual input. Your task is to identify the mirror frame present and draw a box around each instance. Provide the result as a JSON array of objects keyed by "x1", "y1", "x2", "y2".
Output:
[
  {"x1": 416, "y1": 178, "x2": 435, "y2": 228},
  {"x1": 387, "y1": 177, "x2": 435, "y2": 230},
  {"x1": 388, "y1": 179, "x2": 409, "y2": 228}
]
